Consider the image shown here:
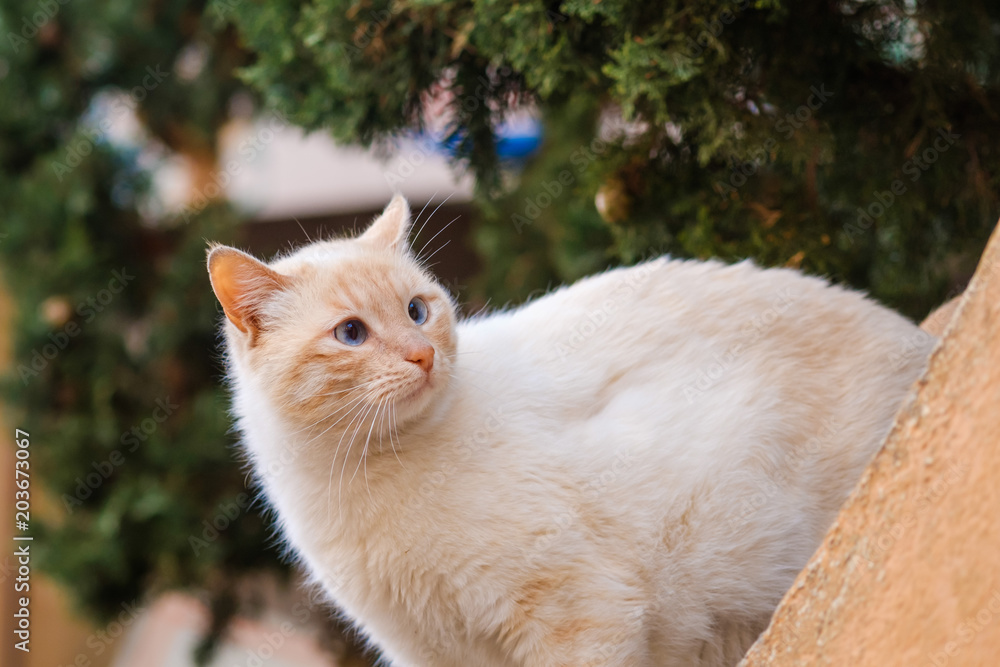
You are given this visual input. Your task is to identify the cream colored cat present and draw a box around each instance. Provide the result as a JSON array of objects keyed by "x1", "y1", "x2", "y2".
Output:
[{"x1": 207, "y1": 196, "x2": 934, "y2": 666}]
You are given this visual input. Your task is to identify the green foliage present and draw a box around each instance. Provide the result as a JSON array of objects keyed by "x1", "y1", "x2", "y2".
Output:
[
  {"x1": 228, "y1": 0, "x2": 1000, "y2": 316},
  {"x1": 0, "y1": 0, "x2": 302, "y2": 661}
]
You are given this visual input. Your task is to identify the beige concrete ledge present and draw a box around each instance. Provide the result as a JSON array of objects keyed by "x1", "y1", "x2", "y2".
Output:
[{"x1": 740, "y1": 221, "x2": 1000, "y2": 667}]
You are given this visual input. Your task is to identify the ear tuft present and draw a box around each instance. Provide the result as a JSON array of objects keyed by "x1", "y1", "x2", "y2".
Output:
[
  {"x1": 207, "y1": 245, "x2": 289, "y2": 336},
  {"x1": 360, "y1": 194, "x2": 412, "y2": 252}
]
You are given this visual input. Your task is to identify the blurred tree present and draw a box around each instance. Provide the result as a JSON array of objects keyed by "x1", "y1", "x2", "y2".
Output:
[
  {"x1": 227, "y1": 0, "x2": 1000, "y2": 316},
  {"x1": 0, "y1": 0, "x2": 372, "y2": 663}
]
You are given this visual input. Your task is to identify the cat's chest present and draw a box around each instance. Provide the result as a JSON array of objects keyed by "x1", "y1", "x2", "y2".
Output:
[{"x1": 308, "y1": 499, "x2": 520, "y2": 666}]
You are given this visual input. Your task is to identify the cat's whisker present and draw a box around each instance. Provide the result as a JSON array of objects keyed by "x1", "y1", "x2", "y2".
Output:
[
  {"x1": 323, "y1": 388, "x2": 382, "y2": 450},
  {"x1": 351, "y1": 399, "x2": 381, "y2": 485},
  {"x1": 410, "y1": 194, "x2": 438, "y2": 243},
  {"x1": 446, "y1": 371, "x2": 497, "y2": 399},
  {"x1": 376, "y1": 395, "x2": 399, "y2": 460},
  {"x1": 467, "y1": 298, "x2": 494, "y2": 320},
  {"x1": 337, "y1": 396, "x2": 379, "y2": 511},
  {"x1": 376, "y1": 397, "x2": 388, "y2": 455},
  {"x1": 324, "y1": 391, "x2": 381, "y2": 522},
  {"x1": 302, "y1": 388, "x2": 382, "y2": 446},
  {"x1": 336, "y1": 405, "x2": 372, "y2": 520},
  {"x1": 290, "y1": 409, "x2": 339, "y2": 437},
  {"x1": 444, "y1": 366, "x2": 500, "y2": 385},
  {"x1": 308, "y1": 399, "x2": 375, "y2": 456},
  {"x1": 332, "y1": 394, "x2": 378, "y2": 522},
  {"x1": 302, "y1": 389, "x2": 385, "y2": 440},
  {"x1": 419, "y1": 240, "x2": 454, "y2": 267},
  {"x1": 388, "y1": 400, "x2": 405, "y2": 468},
  {"x1": 354, "y1": 397, "x2": 386, "y2": 501},
  {"x1": 412, "y1": 192, "x2": 456, "y2": 246},
  {"x1": 311, "y1": 379, "x2": 382, "y2": 399},
  {"x1": 316, "y1": 389, "x2": 377, "y2": 511},
  {"x1": 325, "y1": 445, "x2": 341, "y2": 525},
  {"x1": 417, "y1": 216, "x2": 459, "y2": 259},
  {"x1": 292, "y1": 216, "x2": 313, "y2": 244},
  {"x1": 288, "y1": 387, "x2": 379, "y2": 438}
]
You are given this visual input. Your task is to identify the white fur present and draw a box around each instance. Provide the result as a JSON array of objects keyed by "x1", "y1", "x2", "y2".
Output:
[{"x1": 215, "y1": 205, "x2": 933, "y2": 666}]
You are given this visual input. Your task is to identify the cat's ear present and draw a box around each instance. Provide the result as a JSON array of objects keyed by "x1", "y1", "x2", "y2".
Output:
[
  {"x1": 360, "y1": 194, "x2": 412, "y2": 253},
  {"x1": 207, "y1": 244, "x2": 290, "y2": 336}
]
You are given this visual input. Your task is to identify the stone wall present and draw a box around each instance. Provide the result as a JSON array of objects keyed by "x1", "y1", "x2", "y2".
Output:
[{"x1": 740, "y1": 222, "x2": 1000, "y2": 666}]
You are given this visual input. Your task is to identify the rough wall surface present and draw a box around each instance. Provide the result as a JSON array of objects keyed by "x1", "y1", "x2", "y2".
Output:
[{"x1": 740, "y1": 223, "x2": 1000, "y2": 667}]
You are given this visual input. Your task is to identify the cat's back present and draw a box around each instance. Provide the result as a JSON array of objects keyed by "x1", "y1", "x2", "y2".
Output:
[
  {"x1": 453, "y1": 256, "x2": 933, "y2": 522},
  {"x1": 458, "y1": 256, "x2": 932, "y2": 408}
]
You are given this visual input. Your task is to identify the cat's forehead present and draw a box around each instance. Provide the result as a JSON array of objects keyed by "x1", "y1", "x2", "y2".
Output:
[
  {"x1": 274, "y1": 240, "x2": 418, "y2": 278},
  {"x1": 273, "y1": 239, "x2": 358, "y2": 268},
  {"x1": 274, "y1": 240, "x2": 430, "y2": 309}
]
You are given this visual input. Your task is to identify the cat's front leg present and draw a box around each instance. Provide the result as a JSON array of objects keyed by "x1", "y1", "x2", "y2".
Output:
[
  {"x1": 519, "y1": 622, "x2": 649, "y2": 667},
  {"x1": 506, "y1": 602, "x2": 650, "y2": 667}
]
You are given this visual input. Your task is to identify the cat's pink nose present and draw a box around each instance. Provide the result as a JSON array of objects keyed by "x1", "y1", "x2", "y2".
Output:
[{"x1": 405, "y1": 344, "x2": 435, "y2": 373}]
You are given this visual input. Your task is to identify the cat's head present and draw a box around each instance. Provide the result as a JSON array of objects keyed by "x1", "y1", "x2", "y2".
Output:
[{"x1": 207, "y1": 196, "x2": 457, "y2": 437}]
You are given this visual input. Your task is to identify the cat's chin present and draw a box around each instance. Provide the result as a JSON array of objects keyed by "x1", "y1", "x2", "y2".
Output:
[
  {"x1": 392, "y1": 374, "x2": 439, "y2": 424},
  {"x1": 399, "y1": 375, "x2": 433, "y2": 404}
]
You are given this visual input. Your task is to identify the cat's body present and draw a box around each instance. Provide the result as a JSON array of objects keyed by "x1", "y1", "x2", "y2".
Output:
[{"x1": 209, "y1": 197, "x2": 934, "y2": 666}]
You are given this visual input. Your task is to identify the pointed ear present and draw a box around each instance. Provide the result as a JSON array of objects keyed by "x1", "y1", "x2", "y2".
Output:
[
  {"x1": 360, "y1": 194, "x2": 411, "y2": 252},
  {"x1": 207, "y1": 245, "x2": 290, "y2": 336}
]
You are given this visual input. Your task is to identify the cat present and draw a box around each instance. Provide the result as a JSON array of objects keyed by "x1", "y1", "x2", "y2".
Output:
[{"x1": 207, "y1": 195, "x2": 935, "y2": 666}]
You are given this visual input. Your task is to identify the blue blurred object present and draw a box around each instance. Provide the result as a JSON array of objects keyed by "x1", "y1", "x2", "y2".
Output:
[
  {"x1": 431, "y1": 114, "x2": 543, "y2": 164},
  {"x1": 497, "y1": 133, "x2": 542, "y2": 159},
  {"x1": 495, "y1": 114, "x2": 543, "y2": 159}
]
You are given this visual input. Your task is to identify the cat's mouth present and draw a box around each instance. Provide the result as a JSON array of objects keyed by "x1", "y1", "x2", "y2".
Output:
[{"x1": 398, "y1": 371, "x2": 434, "y2": 404}]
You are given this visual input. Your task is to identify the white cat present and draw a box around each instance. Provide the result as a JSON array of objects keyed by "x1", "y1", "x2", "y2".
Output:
[{"x1": 207, "y1": 196, "x2": 934, "y2": 666}]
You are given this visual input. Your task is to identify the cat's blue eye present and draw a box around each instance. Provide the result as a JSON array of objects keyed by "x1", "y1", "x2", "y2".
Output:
[
  {"x1": 408, "y1": 297, "x2": 428, "y2": 325},
  {"x1": 334, "y1": 319, "x2": 368, "y2": 346}
]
